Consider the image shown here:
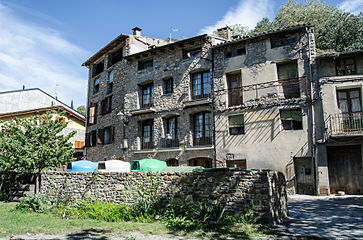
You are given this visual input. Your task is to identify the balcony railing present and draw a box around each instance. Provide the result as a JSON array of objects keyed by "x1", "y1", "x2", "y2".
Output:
[
  {"x1": 194, "y1": 136, "x2": 212, "y2": 146},
  {"x1": 159, "y1": 138, "x2": 180, "y2": 148},
  {"x1": 141, "y1": 141, "x2": 154, "y2": 150},
  {"x1": 328, "y1": 112, "x2": 363, "y2": 136},
  {"x1": 192, "y1": 93, "x2": 211, "y2": 100}
]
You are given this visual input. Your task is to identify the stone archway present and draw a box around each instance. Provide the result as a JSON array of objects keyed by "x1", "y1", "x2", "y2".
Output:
[{"x1": 188, "y1": 157, "x2": 213, "y2": 168}]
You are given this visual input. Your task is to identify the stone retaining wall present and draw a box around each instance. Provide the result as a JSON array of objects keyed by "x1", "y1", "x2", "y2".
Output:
[{"x1": 41, "y1": 170, "x2": 287, "y2": 225}]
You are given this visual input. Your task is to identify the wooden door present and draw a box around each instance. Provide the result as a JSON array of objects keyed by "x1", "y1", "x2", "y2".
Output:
[
  {"x1": 294, "y1": 158, "x2": 314, "y2": 195},
  {"x1": 327, "y1": 145, "x2": 362, "y2": 194}
]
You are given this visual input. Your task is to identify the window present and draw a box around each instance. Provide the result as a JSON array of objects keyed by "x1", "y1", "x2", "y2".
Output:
[
  {"x1": 227, "y1": 72, "x2": 242, "y2": 106},
  {"x1": 93, "y1": 78, "x2": 100, "y2": 94},
  {"x1": 194, "y1": 112, "x2": 212, "y2": 146},
  {"x1": 226, "y1": 47, "x2": 246, "y2": 58},
  {"x1": 101, "y1": 96, "x2": 112, "y2": 115},
  {"x1": 92, "y1": 61, "x2": 104, "y2": 77},
  {"x1": 188, "y1": 157, "x2": 212, "y2": 168},
  {"x1": 229, "y1": 114, "x2": 245, "y2": 135},
  {"x1": 108, "y1": 48, "x2": 123, "y2": 67},
  {"x1": 271, "y1": 34, "x2": 298, "y2": 48},
  {"x1": 87, "y1": 103, "x2": 97, "y2": 125},
  {"x1": 138, "y1": 59, "x2": 153, "y2": 70},
  {"x1": 141, "y1": 83, "x2": 153, "y2": 108},
  {"x1": 166, "y1": 158, "x2": 179, "y2": 166},
  {"x1": 107, "y1": 71, "x2": 114, "y2": 94},
  {"x1": 142, "y1": 120, "x2": 153, "y2": 149},
  {"x1": 85, "y1": 130, "x2": 97, "y2": 147},
  {"x1": 99, "y1": 126, "x2": 114, "y2": 145},
  {"x1": 163, "y1": 78, "x2": 173, "y2": 94},
  {"x1": 337, "y1": 89, "x2": 362, "y2": 114},
  {"x1": 280, "y1": 109, "x2": 303, "y2": 130},
  {"x1": 191, "y1": 71, "x2": 211, "y2": 100},
  {"x1": 336, "y1": 58, "x2": 356, "y2": 76},
  {"x1": 183, "y1": 48, "x2": 202, "y2": 59},
  {"x1": 161, "y1": 116, "x2": 180, "y2": 148},
  {"x1": 277, "y1": 61, "x2": 300, "y2": 99}
]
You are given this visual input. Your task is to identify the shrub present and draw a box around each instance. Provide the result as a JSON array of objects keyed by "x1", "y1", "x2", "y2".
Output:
[
  {"x1": 165, "y1": 216, "x2": 200, "y2": 231},
  {"x1": 191, "y1": 201, "x2": 226, "y2": 223},
  {"x1": 15, "y1": 194, "x2": 52, "y2": 213}
]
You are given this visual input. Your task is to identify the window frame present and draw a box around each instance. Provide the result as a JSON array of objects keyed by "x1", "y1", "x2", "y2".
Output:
[
  {"x1": 92, "y1": 61, "x2": 104, "y2": 78},
  {"x1": 228, "y1": 114, "x2": 245, "y2": 135},
  {"x1": 138, "y1": 59, "x2": 153, "y2": 70},
  {"x1": 107, "y1": 71, "x2": 114, "y2": 94},
  {"x1": 336, "y1": 57, "x2": 357, "y2": 76},
  {"x1": 280, "y1": 108, "x2": 303, "y2": 131},
  {"x1": 141, "y1": 83, "x2": 154, "y2": 108},
  {"x1": 101, "y1": 96, "x2": 112, "y2": 115},
  {"x1": 141, "y1": 119, "x2": 154, "y2": 149},
  {"x1": 87, "y1": 103, "x2": 98, "y2": 126},
  {"x1": 163, "y1": 78, "x2": 173, "y2": 94},
  {"x1": 336, "y1": 88, "x2": 362, "y2": 114},
  {"x1": 108, "y1": 48, "x2": 123, "y2": 68},
  {"x1": 93, "y1": 78, "x2": 100, "y2": 95},
  {"x1": 193, "y1": 112, "x2": 212, "y2": 146},
  {"x1": 191, "y1": 71, "x2": 211, "y2": 100}
]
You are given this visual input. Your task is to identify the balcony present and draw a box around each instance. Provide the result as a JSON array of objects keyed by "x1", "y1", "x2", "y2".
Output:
[
  {"x1": 192, "y1": 93, "x2": 211, "y2": 101},
  {"x1": 141, "y1": 141, "x2": 154, "y2": 150},
  {"x1": 327, "y1": 112, "x2": 363, "y2": 137},
  {"x1": 194, "y1": 136, "x2": 212, "y2": 146},
  {"x1": 159, "y1": 138, "x2": 180, "y2": 149}
]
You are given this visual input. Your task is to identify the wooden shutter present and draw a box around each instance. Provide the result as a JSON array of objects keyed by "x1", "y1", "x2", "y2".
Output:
[
  {"x1": 97, "y1": 128, "x2": 104, "y2": 145},
  {"x1": 85, "y1": 133, "x2": 90, "y2": 147}
]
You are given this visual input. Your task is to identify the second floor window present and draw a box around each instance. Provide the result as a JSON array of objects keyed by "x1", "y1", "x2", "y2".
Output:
[
  {"x1": 92, "y1": 61, "x2": 104, "y2": 77},
  {"x1": 277, "y1": 61, "x2": 300, "y2": 99},
  {"x1": 227, "y1": 72, "x2": 242, "y2": 106},
  {"x1": 141, "y1": 83, "x2": 153, "y2": 108},
  {"x1": 229, "y1": 114, "x2": 245, "y2": 135},
  {"x1": 337, "y1": 89, "x2": 361, "y2": 114},
  {"x1": 280, "y1": 109, "x2": 303, "y2": 130},
  {"x1": 138, "y1": 59, "x2": 153, "y2": 70},
  {"x1": 97, "y1": 126, "x2": 114, "y2": 145},
  {"x1": 101, "y1": 96, "x2": 112, "y2": 115},
  {"x1": 87, "y1": 103, "x2": 97, "y2": 125},
  {"x1": 163, "y1": 78, "x2": 173, "y2": 94},
  {"x1": 107, "y1": 71, "x2": 114, "y2": 94},
  {"x1": 194, "y1": 112, "x2": 212, "y2": 146},
  {"x1": 191, "y1": 71, "x2": 211, "y2": 100},
  {"x1": 336, "y1": 58, "x2": 356, "y2": 76}
]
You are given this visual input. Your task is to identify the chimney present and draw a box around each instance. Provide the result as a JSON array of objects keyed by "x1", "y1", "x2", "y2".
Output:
[
  {"x1": 132, "y1": 27, "x2": 142, "y2": 36},
  {"x1": 217, "y1": 26, "x2": 232, "y2": 40}
]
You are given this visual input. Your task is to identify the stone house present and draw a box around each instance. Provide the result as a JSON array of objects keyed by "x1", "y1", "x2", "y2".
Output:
[
  {"x1": 0, "y1": 88, "x2": 86, "y2": 160},
  {"x1": 314, "y1": 51, "x2": 363, "y2": 195}
]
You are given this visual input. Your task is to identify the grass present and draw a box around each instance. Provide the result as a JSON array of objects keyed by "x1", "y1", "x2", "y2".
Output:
[{"x1": 0, "y1": 202, "x2": 320, "y2": 239}]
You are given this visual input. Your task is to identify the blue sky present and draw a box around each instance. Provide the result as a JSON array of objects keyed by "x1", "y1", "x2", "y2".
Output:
[{"x1": 0, "y1": 0, "x2": 362, "y2": 107}]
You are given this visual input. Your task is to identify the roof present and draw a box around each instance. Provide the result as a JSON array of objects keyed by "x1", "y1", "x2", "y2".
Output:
[
  {"x1": 0, "y1": 88, "x2": 85, "y2": 120},
  {"x1": 125, "y1": 34, "x2": 209, "y2": 60},
  {"x1": 316, "y1": 50, "x2": 363, "y2": 59},
  {"x1": 0, "y1": 105, "x2": 85, "y2": 123},
  {"x1": 213, "y1": 24, "x2": 314, "y2": 49},
  {"x1": 82, "y1": 34, "x2": 128, "y2": 66}
]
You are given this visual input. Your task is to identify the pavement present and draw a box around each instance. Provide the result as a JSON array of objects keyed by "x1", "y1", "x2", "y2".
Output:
[{"x1": 272, "y1": 194, "x2": 363, "y2": 239}]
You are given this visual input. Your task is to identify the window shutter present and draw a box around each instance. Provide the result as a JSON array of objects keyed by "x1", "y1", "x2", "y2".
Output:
[
  {"x1": 111, "y1": 126, "x2": 115, "y2": 143},
  {"x1": 229, "y1": 115, "x2": 244, "y2": 128},
  {"x1": 98, "y1": 129, "x2": 104, "y2": 144},
  {"x1": 280, "y1": 109, "x2": 302, "y2": 121},
  {"x1": 94, "y1": 104, "x2": 98, "y2": 123}
]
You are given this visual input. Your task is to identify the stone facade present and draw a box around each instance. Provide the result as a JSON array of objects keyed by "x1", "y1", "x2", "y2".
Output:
[{"x1": 41, "y1": 170, "x2": 288, "y2": 225}]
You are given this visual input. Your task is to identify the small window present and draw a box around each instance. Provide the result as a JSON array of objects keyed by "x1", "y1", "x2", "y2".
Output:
[
  {"x1": 101, "y1": 96, "x2": 112, "y2": 115},
  {"x1": 93, "y1": 78, "x2": 100, "y2": 94},
  {"x1": 98, "y1": 162, "x2": 106, "y2": 170},
  {"x1": 138, "y1": 59, "x2": 153, "y2": 70},
  {"x1": 103, "y1": 126, "x2": 114, "y2": 145},
  {"x1": 163, "y1": 78, "x2": 173, "y2": 94},
  {"x1": 191, "y1": 71, "x2": 211, "y2": 100},
  {"x1": 92, "y1": 61, "x2": 104, "y2": 77},
  {"x1": 86, "y1": 130, "x2": 97, "y2": 147},
  {"x1": 108, "y1": 48, "x2": 123, "y2": 67},
  {"x1": 141, "y1": 83, "x2": 153, "y2": 108},
  {"x1": 107, "y1": 71, "x2": 114, "y2": 94},
  {"x1": 87, "y1": 103, "x2": 97, "y2": 125},
  {"x1": 166, "y1": 158, "x2": 179, "y2": 166},
  {"x1": 280, "y1": 109, "x2": 303, "y2": 130},
  {"x1": 271, "y1": 34, "x2": 298, "y2": 48},
  {"x1": 229, "y1": 114, "x2": 245, "y2": 135},
  {"x1": 183, "y1": 48, "x2": 202, "y2": 59},
  {"x1": 336, "y1": 58, "x2": 356, "y2": 76},
  {"x1": 226, "y1": 48, "x2": 246, "y2": 58}
]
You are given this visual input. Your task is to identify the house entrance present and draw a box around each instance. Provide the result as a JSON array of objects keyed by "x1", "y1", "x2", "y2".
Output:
[
  {"x1": 327, "y1": 145, "x2": 362, "y2": 194},
  {"x1": 294, "y1": 157, "x2": 314, "y2": 195}
]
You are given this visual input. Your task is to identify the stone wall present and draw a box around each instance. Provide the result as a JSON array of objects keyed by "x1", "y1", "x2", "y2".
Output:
[{"x1": 41, "y1": 170, "x2": 287, "y2": 225}]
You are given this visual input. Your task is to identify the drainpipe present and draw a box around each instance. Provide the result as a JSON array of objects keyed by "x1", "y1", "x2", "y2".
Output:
[
  {"x1": 305, "y1": 26, "x2": 318, "y2": 195},
  {"x1": 211, "y1": 47, "x2": 217, "y2": 168}
]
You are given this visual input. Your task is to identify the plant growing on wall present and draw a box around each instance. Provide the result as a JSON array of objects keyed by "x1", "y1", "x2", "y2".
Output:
[{"x1": 0, "y1": 110, "x2": 75, "y2": 193}]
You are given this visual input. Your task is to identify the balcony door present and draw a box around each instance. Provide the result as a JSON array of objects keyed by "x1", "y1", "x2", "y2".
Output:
[
  {"x1": 337, "y1": 89, "x2": 363, "y2": 131},
  {"x1": 227, "y1": 72, "x2": 242, "y2": 106}
]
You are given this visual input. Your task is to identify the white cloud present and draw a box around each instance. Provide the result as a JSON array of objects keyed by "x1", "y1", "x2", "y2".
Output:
[
  {"x1": 199, "y1": 0, "x2": 274, "y2": 35},
  {"x1": 0, "y1": 3, "x2": 90, "y2": 107},
  {"x1": 339, "y1": 0, "x2": 363, "y2": 15}
]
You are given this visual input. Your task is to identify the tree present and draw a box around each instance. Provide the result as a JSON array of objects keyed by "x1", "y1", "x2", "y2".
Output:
[
  {"x1": 70, "y1": 100, "x2": 74, "y2": 109},
  {"x1": 253, "y1": 0, "x2": 363, "y2": 52},
  {"x1": 0, "y1": 111, "x2": 75, "y2": 193},
  {"x1": 77, "y1": 105, "x2": 86, "y2": 117}
]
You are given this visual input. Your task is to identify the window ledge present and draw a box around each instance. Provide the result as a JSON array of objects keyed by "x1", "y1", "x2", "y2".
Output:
[
  {"x1": 185, "y1": 145, "x2": 214, "y2": 151},
  {"x1": 183, "y1": 98, "x2": 211, "y2": 107},
  {"x1": 134, "y1": 149, "x2": 156, "y2": 154},
  {"x1": 130, "y1": 108, "x2": 156, "y2": 115},
  {"x1": 158, "y1": 148, "x2": 183, "y2": 152}
]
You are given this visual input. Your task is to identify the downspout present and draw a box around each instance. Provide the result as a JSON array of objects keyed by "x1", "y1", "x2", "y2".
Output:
[
  {"x1": 84, "y1": 65, "x2": 90, "y2": 159},
  {"x1": 305, "y1": 26, "x2": 317, "y2": 195},
  {"x1": 211, "y1": 47, "x2": 217, "y2": 168}
]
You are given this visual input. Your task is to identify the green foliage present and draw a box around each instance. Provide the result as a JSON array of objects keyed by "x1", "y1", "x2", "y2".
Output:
[
  {"x1": 165, "y1": 216, "x2": 199, "y2": 231},
  {"x1": 0, "y1": 110, "x2": 75, "y2": 192},
  {"x1": 15, "y1": 194, "x2": 52, "y2": 213},
  {"x1": 237, "y1": 208, "x2": 255, "y2": 224},
  {"x1": 192, "y1": 201, "x2": 226, "y2": 223},
  {"x1": 76, "y1": 105, "x2": 86, "y2": 116}
]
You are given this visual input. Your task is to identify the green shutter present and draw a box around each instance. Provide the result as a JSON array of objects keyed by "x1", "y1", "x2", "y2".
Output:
[
  {"x1": 278, "y1": 62, "x2": 298, "y2": 80},
  {"x1": 280, "y1": 109, "x2": 302, "y2": 121},
  {"x1": 229, "y1": 115, "x2": 244, "y2": 128},
  {"x1": 108, "y1": 71, "x2": 114, "y2": 83}
]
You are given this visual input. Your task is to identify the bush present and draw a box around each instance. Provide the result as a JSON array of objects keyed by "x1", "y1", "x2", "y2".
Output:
[
  {"x1": 192, "y1": 201, "x2": 226, "y2": 223},
  {"x1": 15, "y1": 194, "x2": 52, "y2": 213},
  {"x1": 165, "y1": 216, "x2": 200, "y2": 231}
]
